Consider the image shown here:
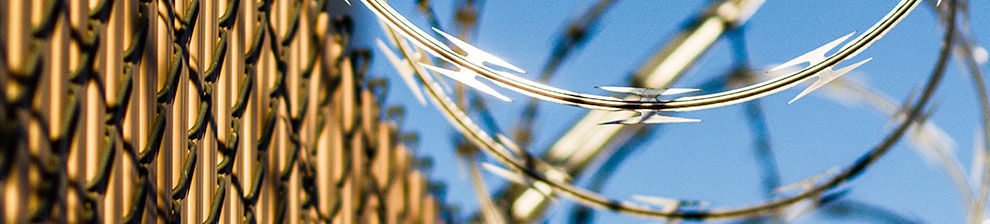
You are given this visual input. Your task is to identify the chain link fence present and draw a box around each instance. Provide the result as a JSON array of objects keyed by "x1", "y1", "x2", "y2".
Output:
[{"x1": 0, "y1": 0, "x2": 441, "y2": 223}]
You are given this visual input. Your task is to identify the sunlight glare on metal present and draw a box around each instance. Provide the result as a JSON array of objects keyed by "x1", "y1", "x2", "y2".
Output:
[
  {"x1": 419, "y1": 63, "x2": 513, "y2": 102},
  {"x1": 432, "y1": 27, "x2": 527, "y2": 74},
  {"x1": 769, "y1": 32, "x2": 857, "y2": 73},
  {"x1": 789, "y1": 58, "x2": 873, "y2": 104}
]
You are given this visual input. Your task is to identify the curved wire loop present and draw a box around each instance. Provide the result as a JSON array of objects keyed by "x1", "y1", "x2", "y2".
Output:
[
  {"x1": 374, "y1": 0, "x2": 954, "y2": 219},
  {"x1": 362, "y1": 0, "x2": 922, "y2": 113}
]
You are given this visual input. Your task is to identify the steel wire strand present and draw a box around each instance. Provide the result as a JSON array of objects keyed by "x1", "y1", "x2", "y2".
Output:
[
  {"x1": 378, "y1": 0, "x2": 957, "y2": 218},
  {"x1": 363, "y1": 0, "x2": 921, "y2": 112}
]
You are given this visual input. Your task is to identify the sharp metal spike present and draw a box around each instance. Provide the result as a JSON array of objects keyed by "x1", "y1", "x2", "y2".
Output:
[
  {"x1": 495, "y1": 134, "x2": 526, "y2": 156},
  {"x1": 631, "y1": 195, "x2": 708, "y2": 208},
  {"x1": 907, "y1": 122, "x2": 957, "y2": 170},
  {"x1": 630, "y1": 195, "x2": 707, "y2": 222},
  {"x1": 769, "y1": 32, "x2": 857, "y2": 73},
  {"x1": 783, "y1": 201, "x2": 818, "y2": 222},
  {"x1": 401, "y1": 36, "x2": 455, "y2": 92},
  {"x1": 788, "y1": 57, "x2": 872, "y2": 104},
  {"x1": 600, "y1": 111, "x2": 700, "y2": 125},
  {"x1": 432, "y1": 27, "x2": 527, "y2": 74},
  {"x1": 542, "y1": 165, "x2": 572, "y2": 182},
  {"x1": 480, "y1": 163, "x2": 527, "y2": 185},
  {"x1": 884, "y1": 86, "x2": 920, "y2": 129},
  {"x1": 597, "y1": 86, "x2": 700, "y2": 101},
  {"x1": 479, "y1": 163, "x2": 556, "y2": 197},
  {"x1": 772, "y1": 167, "x2": 840, "y2": 194},
  {"x1": 419, "y1": 63, "x2": 513, "y2": 102},
  {"x1": 376, "y1": 39, "x2": 427, "y2": 105},
  {"x1": 378, "y1": 19, "x2": 453, "y2": 97},
  {"x1": 494, "y1": 135, "x2": 572, "y2": 182},
  {"x1": 657, "y1": 88, "x2": 702, "y2": 96},
  {"x1": 971, "y1": 130, "x2": 985, "y2": 188},
  {"x1": 630, "y1": 195, "x2": 681, "y2": 210},
  {"x1": 923, "y1": 97, "x2": 942, "y2": 122}
]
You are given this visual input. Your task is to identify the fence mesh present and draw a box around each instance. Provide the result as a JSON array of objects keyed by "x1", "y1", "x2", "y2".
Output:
[{"x1": 0, "y1": 0, "x2": 440, "y2": 223}]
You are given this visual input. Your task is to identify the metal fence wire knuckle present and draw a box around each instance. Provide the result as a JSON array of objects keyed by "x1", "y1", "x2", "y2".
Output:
[{"x1": 0, "y1": 0, "x2": 445, "y2": 222}]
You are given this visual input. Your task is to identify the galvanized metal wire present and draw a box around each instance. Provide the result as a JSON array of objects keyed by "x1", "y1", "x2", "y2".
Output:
[{"x1": 0, "y1": 0, "x2": 441, "y2": 223}]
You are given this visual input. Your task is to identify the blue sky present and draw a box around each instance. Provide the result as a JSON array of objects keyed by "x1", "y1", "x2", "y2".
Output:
[{"x1": 352, "y1": 1, "x2": 989, "y2": 223}]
